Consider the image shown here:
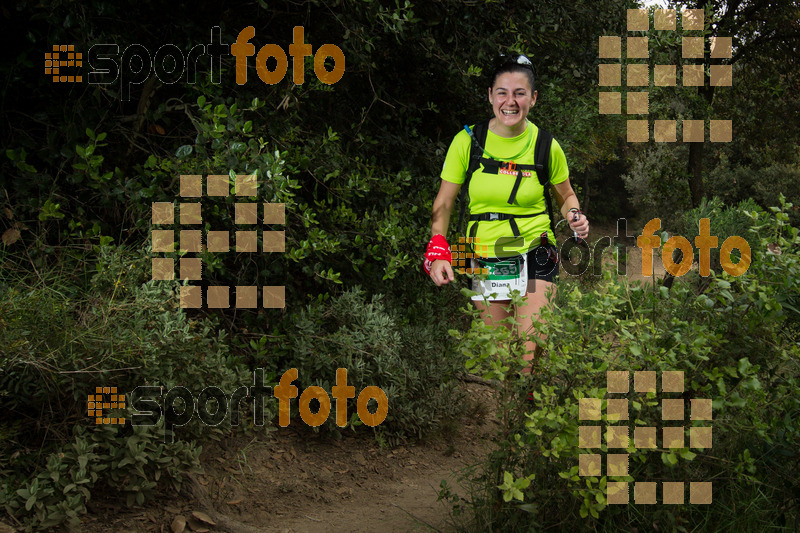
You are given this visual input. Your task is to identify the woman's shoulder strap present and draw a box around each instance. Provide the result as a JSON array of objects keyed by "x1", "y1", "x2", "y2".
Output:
[
  {"x1": 533, "y1": 128, "x2": 553, "y2": 187},
  {"x1": 456, "y1": 118, "x2": 492, "y2": 234}
]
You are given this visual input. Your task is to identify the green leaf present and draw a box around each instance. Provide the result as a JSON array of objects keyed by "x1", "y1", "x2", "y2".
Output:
[
  {"x1": 176, "y1": 145, "x2": 193, "y2": 158},
  {"x1": 741, "y1": 377, "x2": 762, "y2": 391},
  {"x1": 737, "y1": 358, "x2": 752, "y2": 375},
  {"x1": 679, "y1": 449, "x2": 697, "y2": 461},
  {"x1": 663, "y1": 452, "x2": 678, "y2": 465}
]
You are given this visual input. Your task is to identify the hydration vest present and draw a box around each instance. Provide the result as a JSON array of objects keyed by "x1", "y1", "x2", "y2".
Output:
[{"x1": 456, "y1": 120, "x2": 556, "y2": 246}]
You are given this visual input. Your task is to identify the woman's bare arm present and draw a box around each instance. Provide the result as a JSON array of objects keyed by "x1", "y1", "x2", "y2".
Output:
[{"x1": 431, "y1": 180, "x2": 462, "y2": 237}]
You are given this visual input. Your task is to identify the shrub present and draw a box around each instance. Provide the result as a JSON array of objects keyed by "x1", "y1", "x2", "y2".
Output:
[
  {"x1": 2, "y1": 424, "x2": 201, "y2": 531},
  {"x1": 705, "y1": 157, "x2": 800, "y2": 228},
  {"x1": 282, "y1": 285, "x2": 467, "y2": 444},
  {"x1": 676, "y1": 196, "x2": 766, "y2": 275},
  {"x1": 0, "y1": 244, "x2": 257, "y2": 530},
  {"x1": 621, "y1": 143, "x2": 692, "y2": 227},
  {"x1": 445, "y1": 199, "x2": 800, "y2": 531}
]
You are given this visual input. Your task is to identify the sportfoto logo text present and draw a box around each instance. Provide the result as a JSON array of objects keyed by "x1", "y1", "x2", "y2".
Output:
[
  {"x1": 48, "y1": 26, "x2": 345, "y2": 100},
  {"x1": 91, "y1": 368, "x2": 388, "y2": 442}
]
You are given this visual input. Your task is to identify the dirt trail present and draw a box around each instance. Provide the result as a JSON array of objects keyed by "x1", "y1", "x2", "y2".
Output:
[
  {"x1": 582, "y1": 221, "x2": 669, "y2": 283},
  {"x1": 615, "y1": 237, "x2": 668, "y2": 283},
  {"x1": 83, "y1": 384, "x2": 497, "y2": 533},
  {"x1": 80, "y1": 225, "x2": 670, "y2": 533}
]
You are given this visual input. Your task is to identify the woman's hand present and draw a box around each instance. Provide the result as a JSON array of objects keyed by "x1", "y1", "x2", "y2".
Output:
[
  {"x1": 430, "y1": 259, "x2": 455, "y2": 286},
  {"x1": 569, "y1": 211, "x2": 589, "y2": 240}
]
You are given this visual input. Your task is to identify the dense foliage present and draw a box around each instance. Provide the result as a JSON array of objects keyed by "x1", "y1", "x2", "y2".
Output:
[
  {"x1": 446, "y1": 199, "x2": 799, "y2": 531},
  {"x1": 1, "y1": 0, "x2": 798, "y2": 530}
]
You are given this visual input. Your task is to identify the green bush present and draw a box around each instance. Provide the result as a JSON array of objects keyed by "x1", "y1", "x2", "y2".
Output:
[
  {"x1": 705, "y1": 159, "x2": 800, "y2": 227},
  {"x1": 445, "y1": 199, "x2": 800, "y2": 531},
  {"x1": 621, "y1": 143, "x2": 692, "y2": 227},
  {"x1": 0, "y1": 244, "x2": 258, "y2": 530},
  {"x1": 0, "y1": 235, "x2": 469, "y2": 527},
  {"x1": 676, "y1": 197, "x2": 766, "y2": 275},
  {"x1": 2, "y1": 424, "x2": 201, "y2": 531},
  {"x1": 282, "y1": 286, "x2": 467, "y2": 444},
  {"x1": 0, "y1": 243, "x2": 255, "y2": 439}
]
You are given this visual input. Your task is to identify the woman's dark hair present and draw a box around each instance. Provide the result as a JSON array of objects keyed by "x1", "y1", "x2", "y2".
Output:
[{"x1": 490, "y1": 54, "x2": 536, "y2": 92}]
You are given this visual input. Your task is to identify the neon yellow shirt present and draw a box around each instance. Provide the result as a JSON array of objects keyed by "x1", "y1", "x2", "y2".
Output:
[{"x1": 440, "y1": 120, "x2": 569, "y2": 258}]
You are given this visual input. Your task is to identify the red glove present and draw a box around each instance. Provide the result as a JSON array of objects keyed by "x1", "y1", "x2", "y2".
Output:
[{"x1": 422, "y1": 234, "x2": 452, "y2": 276}]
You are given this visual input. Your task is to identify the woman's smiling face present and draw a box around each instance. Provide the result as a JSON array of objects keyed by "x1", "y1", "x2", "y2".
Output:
[{"x1": 488, "y1": 71, "x2": 537, "y2": 136}]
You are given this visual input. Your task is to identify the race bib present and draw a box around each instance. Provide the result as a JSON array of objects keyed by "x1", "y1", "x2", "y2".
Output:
[{"x1": 470, "y1": 255, "x2": 528, "y2": 301}]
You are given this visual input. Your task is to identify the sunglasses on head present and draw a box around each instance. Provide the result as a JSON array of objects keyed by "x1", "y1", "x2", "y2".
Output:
[{"x1": 497, "y1": 54, "x2": 534, "y2": 71}]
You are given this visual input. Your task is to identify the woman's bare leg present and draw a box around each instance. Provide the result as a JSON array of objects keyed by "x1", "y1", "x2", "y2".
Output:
[
  {"x1": 473, "y1": 299, "x2": 514, "y2": 329},
  {"x1": 472, "y1": 278, "x2": 555, "y2": 374},
  {"x1": 515, "y1": 279, "x2": 556, "y2": 373}
]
